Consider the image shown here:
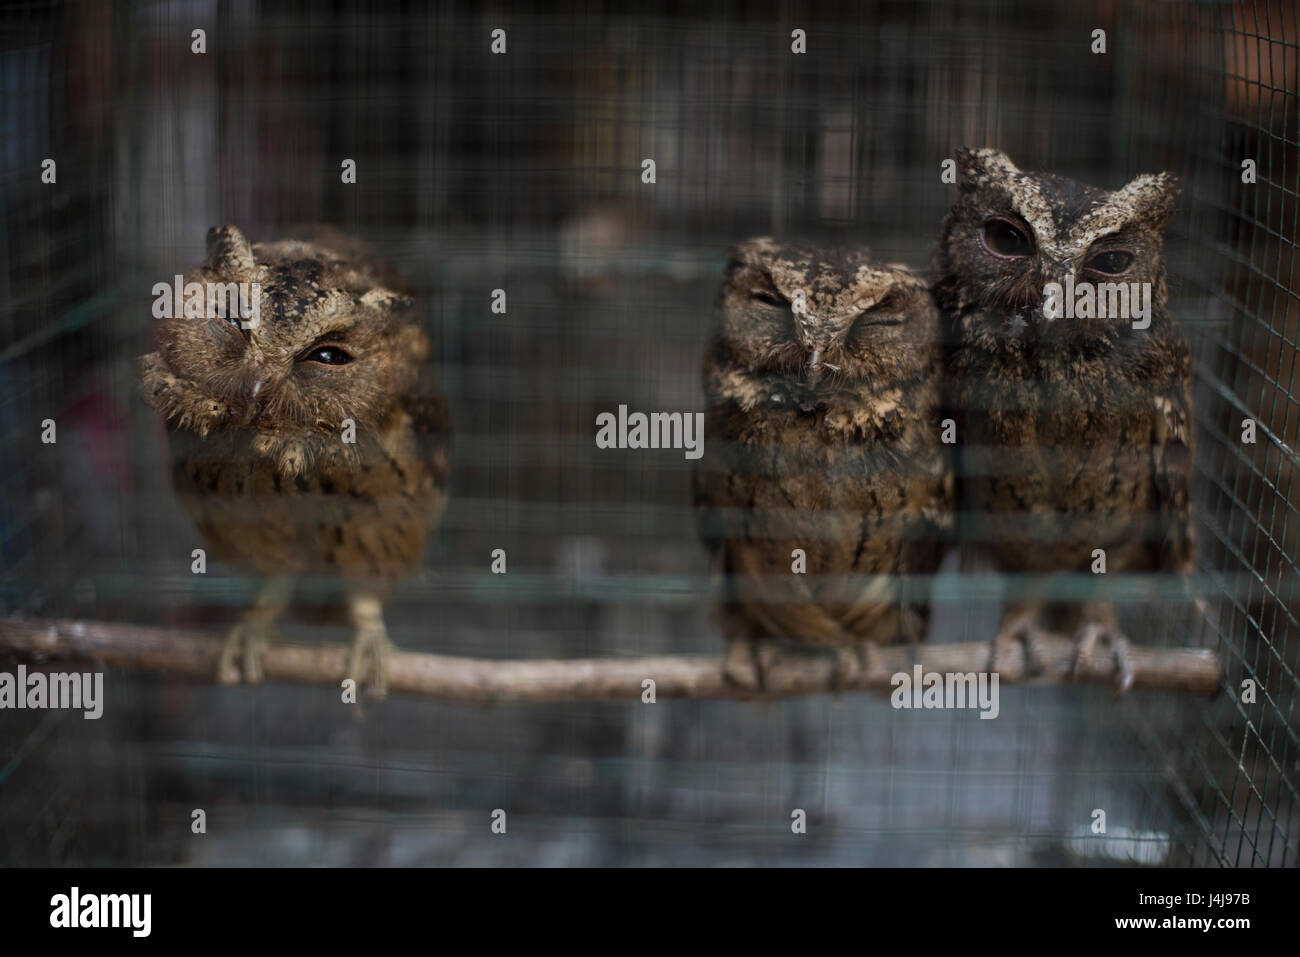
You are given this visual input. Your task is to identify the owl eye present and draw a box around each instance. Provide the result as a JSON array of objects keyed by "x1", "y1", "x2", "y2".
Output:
[
  {"x1": 980, "y1": 218, "x2": 1034, "y2": 259},
  {"x1": 751, "y1": 289, "x2": 786, "y2": 307},
  {"x1": 1085, "y1": 250, "x2": 1136, "y2": 276},
  {"x1": 300, "y1": 345, "x2": 353, "y2": 366}
]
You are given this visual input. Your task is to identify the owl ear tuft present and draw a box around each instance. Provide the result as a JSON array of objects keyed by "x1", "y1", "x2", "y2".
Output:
[
  {"x1": 1117, "y1": 171, "x2": 1180, "y2": 231},
  {"x1": 955, "y1": 147, "x2": 1020, "y2": 191},
  {"x1": 206, "y1": 225, "x2": 255, "y2": 274}
]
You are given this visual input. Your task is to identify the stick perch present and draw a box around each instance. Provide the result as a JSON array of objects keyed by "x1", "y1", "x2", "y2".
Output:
[{"x1": 0, "y1": 617, "x2": 1220, "y2": 702}]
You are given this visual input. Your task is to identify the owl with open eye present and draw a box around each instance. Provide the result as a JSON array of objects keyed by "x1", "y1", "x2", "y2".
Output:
[
  {"x1": 933, "y1": 148, "x2": 1194, "y2": 693},
  {"x1": 139, "y1": 225, "x2": 451, "y2": 697},
  {"x1": 695, "y1": 238, "x2": 953, "y2": 689}
]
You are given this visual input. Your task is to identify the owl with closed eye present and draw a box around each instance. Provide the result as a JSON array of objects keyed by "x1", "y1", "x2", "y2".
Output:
[
  {"x1": 933, "y1": 148, "x2": 1194, "y2": 692},
  {"x1": 139, "y1": 225, "x2": 451, "y2": 697},
  {"x1": 695, "y1": 238, "x2": 953, "y2": 689}
]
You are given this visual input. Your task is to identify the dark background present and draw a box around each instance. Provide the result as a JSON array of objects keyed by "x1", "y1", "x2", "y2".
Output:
[{"x1": 0, "y1": 0, "x2": 1295, "y2": 865}]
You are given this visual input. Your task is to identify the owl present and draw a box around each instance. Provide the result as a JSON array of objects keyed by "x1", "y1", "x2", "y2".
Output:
[
  {"x1": 933, "y1": 148, "x2": 1193, "y2": 693},
  {"x1": 695, "y1": 238, "x2": 953, "y2": 689},
  {"x1": 139, "y1": 225, "x2": 451, "y2": 697}
]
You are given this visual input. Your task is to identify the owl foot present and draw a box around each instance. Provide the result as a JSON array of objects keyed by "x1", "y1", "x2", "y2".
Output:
[
  {"x1": 216, "y1": 620, "x2": 276, "y2": 685},
  {"x1": 217, "y1": 577, "x2": 292, "y2": 685},
  {"x1": 346, "y1": 592, "x2": 394, "y2": 699},
  {"x1": 723, "y1": 637, "x2": 780, "y2": 692},
  {"x1": 986, "y1": 614, "x2": 1045, "y2": 681},
  {"x1": 1072, "y1": 623, "x2": 1135, "y2": 697},
  {"x1": 346, "y1": 625, "x2": 394, "y2": 700},
  {"x1": 831, "y1": 645, "x2": 872, "y2": 691}
]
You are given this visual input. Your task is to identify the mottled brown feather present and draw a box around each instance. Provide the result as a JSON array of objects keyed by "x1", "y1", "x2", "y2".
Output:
[
  {"x1": 139, "y1": 225, "x2": 450, "y2": 596},
  {"x1": 695, "y1": 239, "x2": 953, "y2": 651},
  {"x1": 933, "y1": 149, "x2": 1194, "y2": 620}
]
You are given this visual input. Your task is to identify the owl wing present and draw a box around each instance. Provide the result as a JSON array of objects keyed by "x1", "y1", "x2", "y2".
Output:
[
  {"x1": 1151, "y1": 365, "x2": 1195, "y2": 576},
  {"x1": 725, "y1": 539, "x2": 881, "y2": 644},
  {"x1": 692, "y1": 416, "x2": 870, "y2": 646}
]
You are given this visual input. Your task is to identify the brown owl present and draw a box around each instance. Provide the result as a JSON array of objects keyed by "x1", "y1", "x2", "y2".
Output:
[
  {"x1": 695, "y1": 238, "x2": 953, "y2": 689},
  {"x1": 139, "y1": 225, "x2": 451, "y2": 697},
  {"x1": 933, "y1": 148, "x2": 1194, "y2": 693}
]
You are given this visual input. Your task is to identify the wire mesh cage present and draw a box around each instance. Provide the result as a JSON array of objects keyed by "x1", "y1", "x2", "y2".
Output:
[{"x1": 0, "y1": 0, "x2": 1295, "y2": 867}]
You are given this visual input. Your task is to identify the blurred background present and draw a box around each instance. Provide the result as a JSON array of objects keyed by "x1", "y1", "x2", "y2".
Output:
[{"x1": 0, "y1": 0, "x2": 1295, "y2": 866}]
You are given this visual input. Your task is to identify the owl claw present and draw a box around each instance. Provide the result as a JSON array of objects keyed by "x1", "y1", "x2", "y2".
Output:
[
  {"x1": 1073, "y1": 623, "x2": 1135, "y2": 697},
  {"x1": 831, "y1": 645, "x2": 870, "y2": 691},
  {"x1": 347, "y1": 624, "x2": 394, "y2": 700},
  {"x1": 723, "y1": 637, "x2": 779, "y2": 693},
  {"x1": 216, "y1": 620, "x2": 275, "y2": 685},
  {"x1": 987, "y1": 614, "x2": 1044, "y2": 680}
]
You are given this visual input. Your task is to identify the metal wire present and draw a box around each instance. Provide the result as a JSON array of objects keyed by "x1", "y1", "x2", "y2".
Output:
[
  {"x1": 1129, "y1": 0, "x2": 1300, "y2": 867},
  {"x1": 0, "y1": 0, "x2": 1295, "y2": 866}
]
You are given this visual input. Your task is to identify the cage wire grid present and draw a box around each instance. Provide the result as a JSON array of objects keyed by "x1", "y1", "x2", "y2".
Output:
[{"x1": 0, "y1": 0, "x2": 1295, "y2": 866}]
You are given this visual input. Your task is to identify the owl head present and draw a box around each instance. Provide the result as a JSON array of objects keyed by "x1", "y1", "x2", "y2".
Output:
[
  {"x1": 140, "y1": 225, "x2": 429, "y2": 477},
  {"x1": 715, "y1": 237, "x2": 939, "y2": 395},
  {"x1": 933, "y1": 148, "x2": 1179, "y2": 347}
]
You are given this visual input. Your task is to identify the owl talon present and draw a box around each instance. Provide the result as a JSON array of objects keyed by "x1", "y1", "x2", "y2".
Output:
[
  {"x1": 347, "y1": 624, "x2": 394, "y2": 700},
  {"x1": 723, "y1": 637, "x2": 779, "y2": 692},
  {"x1": 987, "y1": 614, "x2": 1042, "y2": 680},
  {"x1": 216, "y1": 621, "x2": 274, "y2": 685},
  {"x1": 832, "y1": 645, "x2": 869, "y2": 690},
  {"x1": 1073, "y1": 623, "x2": 1134, "y2": 697},
  {"x1": 216, "y1": 654, "x2": 240, "y2": 686}
]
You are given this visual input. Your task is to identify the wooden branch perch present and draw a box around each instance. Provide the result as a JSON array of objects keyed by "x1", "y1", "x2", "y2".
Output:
[{"x1": 0, "y1": 616, "x2": 1220, "y2": 702}]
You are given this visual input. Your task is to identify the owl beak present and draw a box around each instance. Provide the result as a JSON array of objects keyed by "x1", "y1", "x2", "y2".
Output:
[
  {"x1": 804, "y1": 346, "x2": 827, "y2": 385},
  {"x1": 804, "y1": 345, "x2": 842, "y2": 384},
  {"x1": 1036, "y1": 262, "x2": 1075, "y2": 321},
  {"x1": 237, "y1": 379, "x2": 268, "y2": 426}
]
